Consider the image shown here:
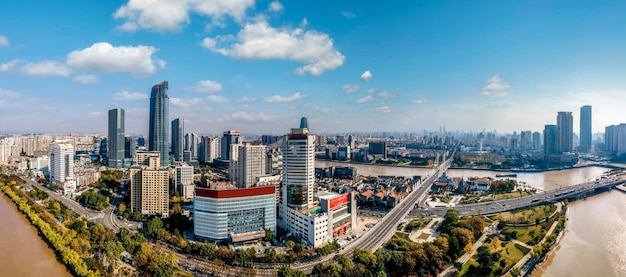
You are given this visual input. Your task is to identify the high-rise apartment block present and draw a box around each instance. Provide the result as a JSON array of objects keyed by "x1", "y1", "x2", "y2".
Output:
[
  {"x1": 130, "y1": 162, "x2": 170, "y2": 217},
  {"x1": 544, "y1": 125, "x2": 558, "y2": 160},
  {"x1": 237, "y1": 144, "x2": 267, "y2": 188},
  {"x1": 532, "y1": 132, "x2": 541, "y2": 150},
  {"x1": 108, "y1": 108, "x2": 125, "y2": 168},
  {"x1": 174, "y1": 163, "x2": 194, "y2": 200},
  {"x1": 198, "y1": 136, "x2": 221, "y2": 163},
  {"x1": 579, "y1": 105, "x2": 592, "y2": 152},
  {"x1": 50, "y1": 140, "x2": 76, "y2": 195},
  {"x1": 149, "y1": 81, "x2": 170, "y2": 167},
  {"x1": 171, "y1": 118, "x2": 184, "y2": 162}
]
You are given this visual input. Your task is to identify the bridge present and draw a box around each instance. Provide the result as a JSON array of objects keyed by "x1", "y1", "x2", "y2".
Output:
[{"x1": 433, "y1": 175, "x2": 626, "y2": 216}]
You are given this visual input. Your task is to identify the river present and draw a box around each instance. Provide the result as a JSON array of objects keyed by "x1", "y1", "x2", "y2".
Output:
[
  {"x1": 0, "y1": 194, "x2": 71, "y2": 277},
  {"x1": 316, "y1": 161, "x2": 626, "y2": 276}
]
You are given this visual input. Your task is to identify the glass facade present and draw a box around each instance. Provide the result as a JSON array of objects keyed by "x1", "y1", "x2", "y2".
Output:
[{"x1": 149, "y1": 81, "x2": 170, "y2": 167}]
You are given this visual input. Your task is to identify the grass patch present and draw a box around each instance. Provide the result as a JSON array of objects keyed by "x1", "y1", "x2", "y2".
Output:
[
  {"x1": 489, "y1": 241, "x2": 524, "y2": 274},
  {"x1": 460, "y1": 259, "x2": 479, "y2": 276},
  {"x1": 481, "y1": 191, "x2": 533, "y2": 202},
  {"x1": 501, "y1": 220, "x2": 554, "y2": 245},
  {"x1": 497, "y1": 204, "x2": 557, "y2": 225}
]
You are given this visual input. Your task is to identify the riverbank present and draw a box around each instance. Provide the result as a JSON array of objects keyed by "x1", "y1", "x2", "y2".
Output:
[
  {"x1": 0, "y1": 192, "x2": 71, "y2": 277},
  {"x1": 316, "y1": 159, "x2": 618, "y2": 174},
  {"x1": 0, "y1": 183, "x2": 95, "y2": 276}
]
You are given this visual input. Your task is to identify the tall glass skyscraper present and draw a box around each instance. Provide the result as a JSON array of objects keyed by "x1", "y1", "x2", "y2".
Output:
[
  {"x1": 149, "y1": 81, "x2": 170, "y2": 167},
  {"x1": 580, "y1": 105, "x2": 592, "y2": 152},
  {"x1": 556, "y1": 111, "x2": 573, "y2": 153},
  {"x1": 171, "y1": 118, "x2": 184, "y2": 162},
  {"x1": 108, "y1": 108, "x2": 125, "y2": 168}
]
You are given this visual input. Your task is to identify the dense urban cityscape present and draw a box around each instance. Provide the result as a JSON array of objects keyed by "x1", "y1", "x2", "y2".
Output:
[{"x1": 2, "y1": 2, "x2": 626, "y2": 277}]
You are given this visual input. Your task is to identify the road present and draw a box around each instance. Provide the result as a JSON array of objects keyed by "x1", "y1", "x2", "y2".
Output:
[
  {"x1": 438, "y1": 175, "x2": 624, "y2": 217},
  {"x1": 1, "y1": 167, "x2": 134, "y2": 232}
]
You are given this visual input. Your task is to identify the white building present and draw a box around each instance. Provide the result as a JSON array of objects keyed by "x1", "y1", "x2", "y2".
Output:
[
  {"x1": 237, "y1": 144, "x2": 267, "y2": 188},
  {"x1": 50, "y1": 140, "x2": 75, "y2": 195},
  {"x1": 282, "y1": 127, "x2": 316, "y2": 209},
  {"x1": 228, "y1": 142, "x2": 242, "y2": 185},
  {"x1": 194, "y1": 186, "x2": 276, "y2": 243},
  {"x1": 174, "y1": 163, "x2": 194, "y2": 200}
]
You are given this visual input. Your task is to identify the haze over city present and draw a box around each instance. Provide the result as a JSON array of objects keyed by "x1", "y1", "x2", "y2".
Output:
[{"x1": 2, "y1": 1, "x2": 626, "y2": 134}]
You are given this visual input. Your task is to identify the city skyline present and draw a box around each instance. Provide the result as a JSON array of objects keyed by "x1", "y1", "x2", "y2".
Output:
[{"x1": 2, "y1": 1, "x2": 626, "y2": 134}]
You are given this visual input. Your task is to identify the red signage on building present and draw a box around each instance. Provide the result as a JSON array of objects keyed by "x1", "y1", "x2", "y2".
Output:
[{"x1": 329, "y1": 194, "x2": 350, "y2": 209}]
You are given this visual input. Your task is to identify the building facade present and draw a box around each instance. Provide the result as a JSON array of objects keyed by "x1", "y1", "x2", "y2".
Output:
[
  {"x1": 194, "y1": 186, "x2": 276, "y2": 243},
  {"x1": 174, "y1": 163, "x2": 194, "y2": 200},
  {"x1": 171, "y1": 118, "x2": 184, "y2": 162},
  {"x1": 580, "y1": 105, "x2": 592, "y2": 152},
  {"x1": 237, "y1": 144, "x2": 267, "y2": 188},
  {"x1": 149, "y1": 81, "x2": 170, "y2": 167},
  {"x1": 556, "y1": 111, "x2": 573, "y2": 153},
  {"x1": 544, "y1": 125, "x2": 558, "y2": 161},
  {"x1": 130, "y1": 166, "x2": 170, "y2": 217},
  {"x1": 282, "y1": 127, "x2": 316, "y2": 209},
  {"x1": 108, "y1": 108, "x2": 125, "y2": 168},
  {"x1": 220, "y1": 130, "x2": 241, "y2": 160}
]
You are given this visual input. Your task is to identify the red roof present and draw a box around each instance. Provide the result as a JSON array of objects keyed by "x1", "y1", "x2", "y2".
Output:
[
  {"x1": 435, "y1": 182, "x2": 448, "y2": 187},
  {"x1": 361, "y1": 190, "x2": 374, "y2": 197},
  {"x1": 475, "y1": 178, "x2": 491, "y2": 183},
  {"x1": 195, "y1": 186, "x2": 275, "y2": 199},
  {"x1": 375, "y1": 191, "x2": 385, "y2": 198}
]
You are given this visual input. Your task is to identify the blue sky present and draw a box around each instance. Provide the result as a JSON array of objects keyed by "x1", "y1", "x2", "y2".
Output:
[{"x1": 1, "y1": 1, "x2": 626, "y2": 135}]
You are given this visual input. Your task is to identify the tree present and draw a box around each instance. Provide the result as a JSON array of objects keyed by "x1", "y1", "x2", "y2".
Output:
[
  {"x1": 476, "y1": 245, "x2": 495, "y2": 274},
  {"x1": 490, "y1": 237, "x2": 502, "y2": 252},
  {"x1": 199, "y1": 244, "x2": 216, "y2": 259},
  {"x1": 293, "y1": 243, "x2": 304, "y2": 253},
  {"x1": 118, "y1": 203, "x2": 127, "y2": 214},
  {"x1": 264, "y1": 228, "x2": 274, "y2": 242},
  {"x1": 235, "y1": 249, "x2": 249, "y2": 265},
  {"x1": 278, "y1": 265, "x2": 306, "y2": 277},
  {"x1": 147, "y1": 217, "x2": 164, "y2": 239},
  {"x1": 510, "y1": 267, "x2": 522, "y2": 277}
]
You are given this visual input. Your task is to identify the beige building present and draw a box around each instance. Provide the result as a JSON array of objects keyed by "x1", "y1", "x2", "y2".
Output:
[
  {"x1": 130, "y1": 166, "x2": 170, "y2": 217},
  {"x1": 135, "y1": 150, "x2": 161, "y2": 168}
]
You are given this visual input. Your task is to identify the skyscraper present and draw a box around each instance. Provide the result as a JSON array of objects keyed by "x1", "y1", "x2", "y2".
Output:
[
  {"x1": 171, "y1": 118, "x2": 184, "y2": 162},
  {"x1": 220, "y1": 130, "x2": 241, "y2": 160},
  {"x1": 282, "y1": 126, "x2": 315, "y2": 209},
  {"x1": 108, "y1": 108, "x2": 125, "y2": 168},
  {"x1": 50, "y1": 140, "x2": 74, "y2": 183},
  {"x1": 556, "y1": 111, "x2": 573, "y2": 153},
  {"x1": 544, "y1": 125, "x2": 558, "y2": 161},
  {"x1": 149, "y1": 81, "x2": 170, "y2": 167},
  {"x1": 580, "y1": 105, "x2": 592, "y2": 152}
]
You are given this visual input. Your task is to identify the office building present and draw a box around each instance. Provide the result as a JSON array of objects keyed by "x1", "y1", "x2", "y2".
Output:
[
  {"x1": 261, "y1": 135, "x2": 282, "y2": 146},
  {"x1": 532, "y1": 132, "x2": 541, "y2": 150},
  {"x1": 108, "y1": 108, "x2": 125, "y2": 168},
  {"x1": 148, "y1": 81, "x2": 170, "y2": 167},
  {"x1": 185, "y1": 133, "x2": 200, "y2": 159},
  {"x1": 125, "y1": 137, "x2": 136, "y2": 160},
  {"x1": 557, "y1": 111, "x2": 573, "y2": 153},
  {"x1": 544, "y1": 125, "x2": 558, "y2": 161},
  {"x1": 266, "y1": 147, "x2": 283, "y2": 175},
  {"x1": 130, "y1": 166, "x2": 170, "y2": 217},
  {"x1": 171, "y1": 118, "x2": 184, "y2": 162},
  {"x1": 520, "y1": 131, "x2": 532, "y2": 150},
  {"x1": 194, "y1": 186, "x2": 276, "y2": 243},
  {"x1": 237, "y1": 144, "x2": 267, "y2": 188},
  {"x1": 220, "y1": 130, "x2": 241, "y2": 160},
  {"x1": 282, "y1": 127, "x2": 316, "y2": 209},
  {"x1": 300, "y1": 116, "x2": 309, "y2": 129},
  {"x1": 174, "y1": 163, "x2": 194, "y2": 200},
  {"x1": 368, "y1": 142, "x2": 387, "y2": 159},
  {"x1": 580, "y1": 105, "x2": 592, "y2": 152},
  {"x1": 198, "y1": 136, "x2": 221, "y2": 163}
]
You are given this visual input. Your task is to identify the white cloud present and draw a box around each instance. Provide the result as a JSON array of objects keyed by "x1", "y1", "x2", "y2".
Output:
[
  {"x1": 73, "y1": 74, "x2": 99, "y2": 85},
  {"x1": 186, "y1": 79, "x2": 223, "y2": 93},
  {"x1": 219, "y1": 111, "x2": 278, "y2": 122},
  {"x1": 342, "y1": 11, "x2": 355, "y2": 18},
  {"x1": 413, "y1": 99, "x2": 428, "y2": 104},
  {"x1": 342, "y1": 84, "x2": 360, "y2": 94},
  {"x1": 0, "y1": 59, "x2": 21, "y2": 72},
  {"x1": 0, "y1": 36, "x2": 8, "y2": 47},
  {"x1": 377, "y1": 91, "x2": 396, "y2": 99},
  {"x1": 171, "y1": 97, "x2": 203, "y2": 107},
  {"x1": 206, "y1": 95, "x2": 229, "y2": 103},
  {"x1": 264, "y1": 92, "x2": 305, "y2": 103},
  {"x1": 375, "y1": 106, "x2": 391, "y2": 113},
  {"x1": 113, "y1": 91, "x2": 149, "y2": 101},
  {"x1": 310, "y1": 106, "x2": 335, "y2": 114},
  {"x1": 268, "y1": 1, "x2": 283, "y2": 12},
  {"x1": 356, "y1": 95, "x2": 374, "y2": 104},
  {"x1": 201, "y1": 19, "x2": 345, "y2": 76},
  {"x1": 67, "y1": 42, "x2": 165, "y2": 76},
  {"x1": 367, "y1": 88, "x2": 379, "y2": 94},
  {"x1": 360, "y1": 70, "x2": 372, "y2": 82},
  {"x1": 480, "y1": 75, "x2": 509, "y2": 97},
  {"x1": 238, "y1": 96, "x2": 256, "y2": 103},
  {"x1": 114, "y1": 0, "x2": 255, "y2": 32},
  {"x1": 21, "y1": 61, "x2": 72, "y2": 76}
]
